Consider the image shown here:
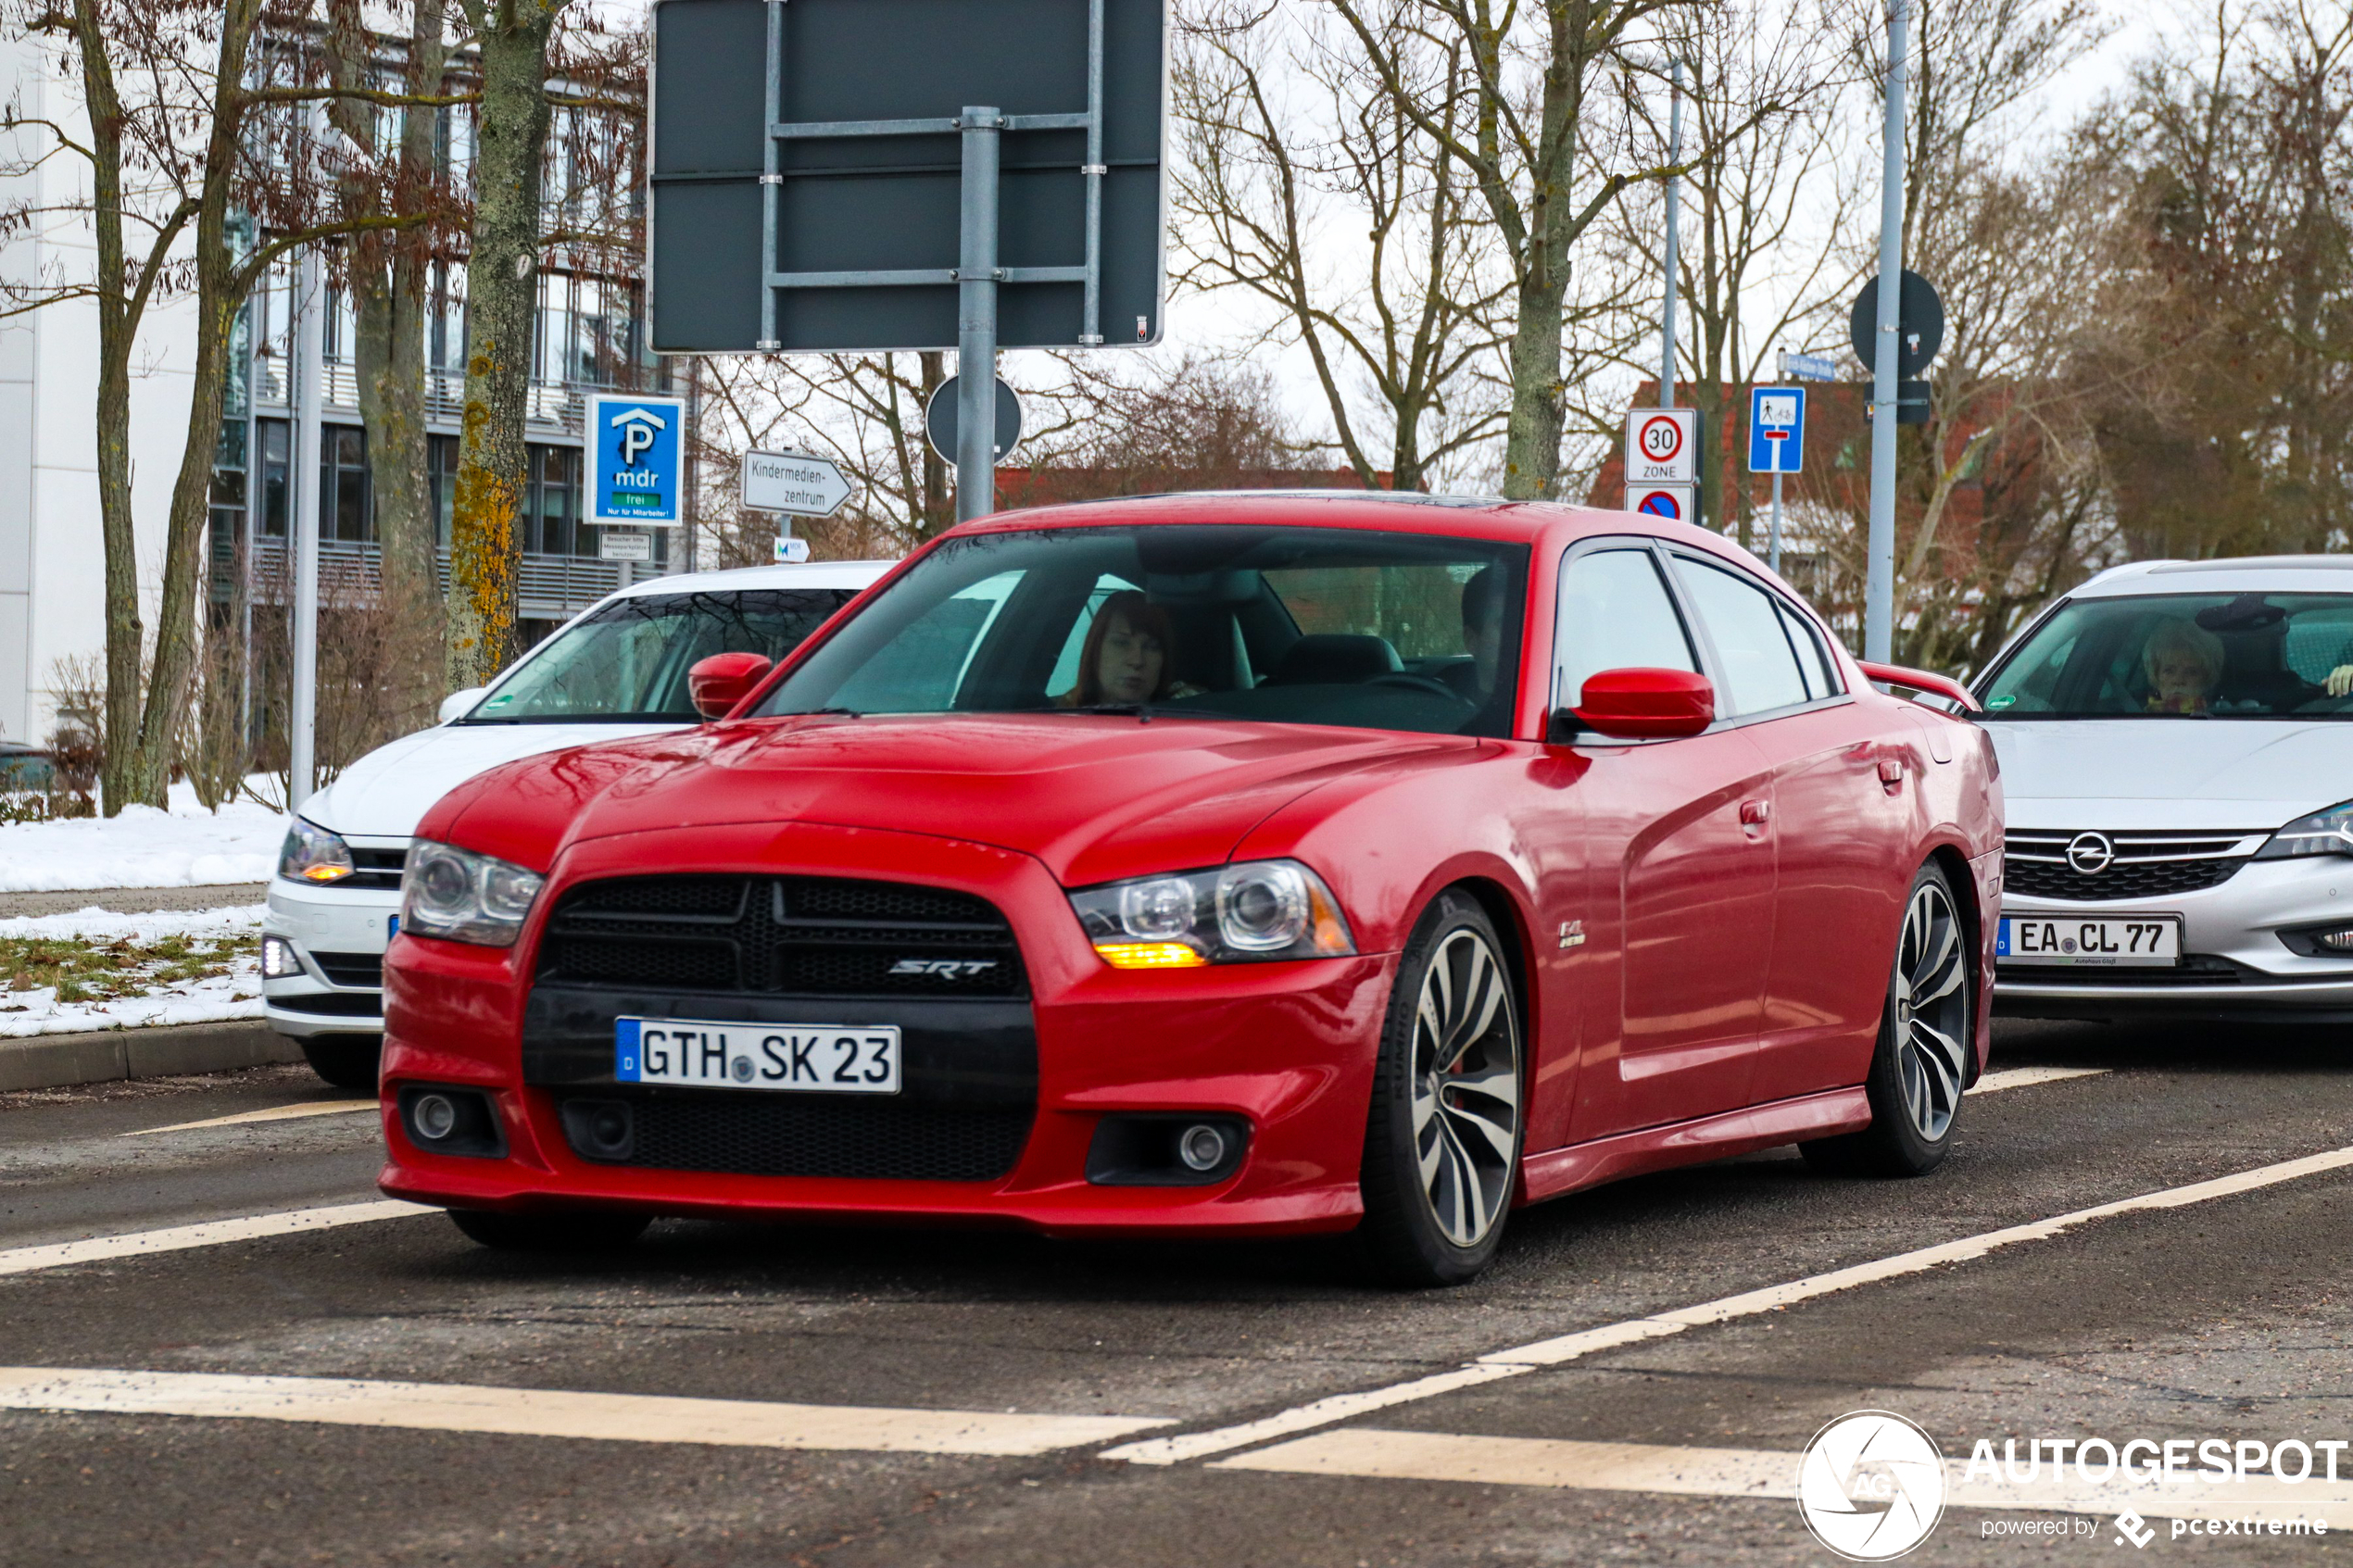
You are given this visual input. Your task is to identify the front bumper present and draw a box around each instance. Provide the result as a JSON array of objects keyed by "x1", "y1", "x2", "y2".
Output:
[
  {"x1": 1995, "y1": 852, "x2": 2353, "y2": 1020},
  {"x1": 263, "y1": 862, "x2": 405, "y2": 1039},
  {"x1": 378, "y1": 823, "x2": 1395, "y2": 1237}
]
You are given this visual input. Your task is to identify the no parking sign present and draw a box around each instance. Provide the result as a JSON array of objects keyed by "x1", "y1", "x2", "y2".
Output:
[{"x1": 1624, "y1": 484, "x2": 1696, "y2": 521}]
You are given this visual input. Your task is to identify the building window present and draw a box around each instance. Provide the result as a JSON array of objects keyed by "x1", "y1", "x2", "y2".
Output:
[
  {"x1": 429, "y1": 433, "x2": 459, "y2": 546},
  {"x1": 529, "y1": 443, "x2": 584, "y2": 556},
  {"x1": 258, "y1": 418, "x2": 289, "y2": 536},
  {"x1": 323, "y1": 424, "x2": 371, "y2": 542}
]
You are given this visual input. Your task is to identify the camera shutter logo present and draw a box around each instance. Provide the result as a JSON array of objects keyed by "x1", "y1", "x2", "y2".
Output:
[
  {"x1": 2066, "y1": 832, "x2": 2115, "y2": 874},
  {"x1": 1796, "y1": 1411, "x2": 1946, "y2": 1561}
]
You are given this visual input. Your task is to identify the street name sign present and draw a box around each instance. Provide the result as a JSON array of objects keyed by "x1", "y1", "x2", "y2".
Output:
[
  {"x1": 1625, "y1": 483, "x2": 1696, "y2": 522},
  {"x1": 741, "y1": 448, "x2": 855, "y2": 517},
  {"x1": 587, "y1": 393, "x2": 687, "y2": 525},
  {"x1": 1747, "y1": 386, "x2": 1806, "y2": 474},
  {"x1": 1782, "y1": 351, "x2": 1839, "y2": 383},
  {"x1": 1625, "y1": 408, "x2": 1700, "y2": 484}
]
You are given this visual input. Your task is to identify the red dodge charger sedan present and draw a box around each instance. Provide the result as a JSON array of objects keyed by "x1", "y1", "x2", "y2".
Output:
[{"x1": 379, "y1": 494, "x2": 2001, "y2": 1285}]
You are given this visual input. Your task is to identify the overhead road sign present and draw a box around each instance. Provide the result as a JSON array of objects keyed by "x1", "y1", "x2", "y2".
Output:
[
  {"x1": 1747, "y1": 387, "x2": 1806, "y2": 474},
  {"x1": 1625, "y1": 408, "x2": 1700, "y2": 483},
  {"x1": 1625, "y1": 484, "x2": 1696, "y2": 522},
  {"x1": 1848, "y1": 270, "x2": 1944, "y2": 378},
  {"x1": 1781, "y1": 351, "x2": 1840, "y2": 383},
  {"x1": 646, "y1": 0, "x2": 1166, "y2": 357},
  {"x1": 925, "y1": 376, "x2": 1024, "y2": 466},
  {"x1": 587, "y1": 394, "x2": 686, "y2": 525},
  {"x1": 741, "y1": 448, "x2": 855, "y2": 518}
]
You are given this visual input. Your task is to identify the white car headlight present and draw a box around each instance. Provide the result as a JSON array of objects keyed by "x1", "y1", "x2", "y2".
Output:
[
  {"x1": 2256, "y1": 801, "x2": 2353, "y2": 860},
  {"x1": 400, "y1": 840, "x2": 546, "y2": 947},
  {"x1": 278, "y1": 818, "x2": 355, "y2": 884},
  {"x1": 1068, "y1": 859, "x2": 1355, "y2": 969}
]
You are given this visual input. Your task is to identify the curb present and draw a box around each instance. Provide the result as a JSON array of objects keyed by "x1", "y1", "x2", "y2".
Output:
[{"x1": 0, "y1": 1021, "x2": 304, "y2": 1093}]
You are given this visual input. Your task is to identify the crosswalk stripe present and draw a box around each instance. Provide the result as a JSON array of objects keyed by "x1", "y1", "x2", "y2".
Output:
[
  {"x1": 1971, "y1": 1065, "x2": 2109, "y2": 1094},
  {"x1": 0, "y1": 1367, "x2": 1169, "y2": 1456},
  {"x1": 1211, "y1": 1428, "x2": 2353, "y2": 1528},
  {"x1": 0, "y1": 1200, "x2": 424, "y2": 1278}
]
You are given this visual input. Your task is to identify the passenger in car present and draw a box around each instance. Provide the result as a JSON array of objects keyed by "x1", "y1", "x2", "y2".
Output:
[
  {"x1": 1059, "y1": 590, "x2": 1203, "y2": 706},
  {"x1": 1442, "y1": 565, "x2": 1509, "y2": 702},
  {"x1": 2143, "y1": 618, "x2": 2226, "y2": 714}
]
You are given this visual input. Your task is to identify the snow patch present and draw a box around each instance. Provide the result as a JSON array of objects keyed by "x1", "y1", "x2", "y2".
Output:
[
  {"x1": 0, "y1": 794, "x2": 286, "y2": 892},
  {"x1": 0, "y1": 905, "x2": 266, "y2": 1037}
]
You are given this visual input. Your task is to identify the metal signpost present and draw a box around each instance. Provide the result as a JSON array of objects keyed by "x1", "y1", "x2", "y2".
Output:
[
  {"x1": 648, "y1": 0, "x2": 1165, "y2": 523},
  {"x1": 1866, "y1": 0, "x2": 1910, "y2": 661},
  {"x1": 1748, "y1": 379, "x2": 1807, "y2": 575},
  {"x1": 287, "y1": 244, "x2": 323, "y2": 810}
]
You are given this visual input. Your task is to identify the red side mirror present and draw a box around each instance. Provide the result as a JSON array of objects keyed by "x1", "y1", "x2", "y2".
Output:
[
  {"x1": 1567, "y1": 667, "x2": 1716, "y2": 740},
  {"x1": 687, "y1": 652, "x2": 774, "y2": 721}
]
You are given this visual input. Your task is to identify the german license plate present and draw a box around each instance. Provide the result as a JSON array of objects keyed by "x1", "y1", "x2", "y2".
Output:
[
  {"x1": 615, "y1": 1017, "x2": 901, "y2": 1093},
  {"x1": 1997, "y1": 915, "x2": 2182, "y2": 967}
]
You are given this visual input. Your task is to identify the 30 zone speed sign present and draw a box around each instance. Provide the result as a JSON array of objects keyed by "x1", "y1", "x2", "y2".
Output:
[{"x1": 1626, "y1": 408, "x2": 1700, "y2": 483}]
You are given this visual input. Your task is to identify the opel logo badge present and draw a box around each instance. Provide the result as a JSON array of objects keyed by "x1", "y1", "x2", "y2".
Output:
[{"x1": 2066, "y1": 832, "x2": 2115, "y2": 874}]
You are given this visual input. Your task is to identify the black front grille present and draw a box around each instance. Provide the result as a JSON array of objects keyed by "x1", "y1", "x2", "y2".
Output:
[
  {"x1": 310, "y1": 951, "x2": 384, "y2": 987},
  {"x1": 345, "y1": 847, "x2": 408, "y2": 892},
  {"x1": 1999, "y1": 954, "x2": 2247, "y2": 987},
  {"x1": 555, "y1": 1089, "x2": 1032, "y2": 1182},
  {"x1": 536, "y1": 874, "x2": 1027, "y2": 998},
  {"x1": 2004, "y1": 857, "x2": 2244, "y2": 900},
  {"x1": 271, "y1": 991, "x2": 385, "y2": 1016}
]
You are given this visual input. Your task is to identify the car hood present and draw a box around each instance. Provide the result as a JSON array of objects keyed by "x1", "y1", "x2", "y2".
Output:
[
  {"x1": 303, "y1": 720, "x2": 683, "y2": 839},
  {"x1": 437, "y1": 714, "x2": 1474, "y2": 888},
  {"x1": 1985, "y1": 719, "x2": 2353, "y2": 831}
]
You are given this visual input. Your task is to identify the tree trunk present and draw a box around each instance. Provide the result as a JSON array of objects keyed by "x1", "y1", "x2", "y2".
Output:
[
  {"x1": 1499, "y1": 275, "x2": 1567, "y2": 500},
  {"x1": 447, "y1": 2, "x2": 560, "y2": 689}
]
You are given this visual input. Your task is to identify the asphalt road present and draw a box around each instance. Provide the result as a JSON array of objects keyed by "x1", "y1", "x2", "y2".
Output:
[{"x1": 3, "y1": 1020, "x2": 2349, "y2": 1567}]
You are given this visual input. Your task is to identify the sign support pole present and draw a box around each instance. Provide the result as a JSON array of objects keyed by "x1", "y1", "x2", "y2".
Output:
[
  {"x1": 1769, "y1": 467, "x2": 1783, "y2": 576},
  {"x1": 287, "y1": 239, "x2": 322, "y2": 811},
  {"x1": 957, "y1": 106, "x2": 1000, "y2": 523},
  {"x1": 1658, "y1": 57, "x2": 1680, "y2": 417},
  {"x1": 1865, "y1": 0, "x2": 1907, "y2": 660}
]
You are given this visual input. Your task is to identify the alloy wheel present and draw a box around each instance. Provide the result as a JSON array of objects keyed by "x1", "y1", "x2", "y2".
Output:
[
  {"x1": 1893, "y1": 880, "x2": 1970, "y2": 1142},
  {"x1": 1409, "y1": 928, "x2": 1521, "y2": 1248}
]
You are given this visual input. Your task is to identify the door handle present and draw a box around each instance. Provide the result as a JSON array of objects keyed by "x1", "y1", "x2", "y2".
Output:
[
  {"x1": 1740, "y1": 798, "x2": 1771, "y2": 825},
  {"x1": 1878, "y1": 759, "x2": 1906, "y2": 791}
]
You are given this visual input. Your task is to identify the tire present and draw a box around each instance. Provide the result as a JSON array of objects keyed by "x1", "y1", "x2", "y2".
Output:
[
  {"x1": 299, "y1": 1035, "x2": 382, "y2": 1092},
  {"x1": 1358, "y1": 891, "x2": 1526, "y2": 1287},
  {"x1": 447, "y1": 1209, "x2": 652, "y2": 1252},
  {"x1": 1802, "y1": 861, "x2": 1972, "y2": 1178}
]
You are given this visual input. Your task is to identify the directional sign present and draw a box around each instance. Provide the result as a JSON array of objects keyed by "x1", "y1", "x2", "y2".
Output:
[
  {"x1": 1748, "y1": 386, "x2": 1806, "y2": 474},
  {"x1": 1626, "y1": 408, "x2": 1700, "y2": 483},
  {"x1": 741, "y1": 448, "x2": 855, "y2": 518},
  {"x1": 1625, "y1": 484, "x2": 1696, "y2": 522},
  {"x1": 588, "y1": 393, "x2": 686, "y2": 525},
  {"x1": 774, "y1": 533, "x2": 812, "y2": 563},
  {"x1": 1782, "y1": 351, "x2": 1840, "y2": 383}
]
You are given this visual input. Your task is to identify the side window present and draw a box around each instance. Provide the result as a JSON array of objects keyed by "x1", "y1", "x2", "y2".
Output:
[
  {"x1": 1554, "y1": 547, "x2": 1699, "y2": 709},
  {"x1": 1777, "y1": 600, "x2": 1844, "y2": 699},
  {"x1": 1670, "y1": 557, "x2": 1812, "y2": 716},
  {"x1": 830, "y1": 571, "x2": 1021, "y2": 713}
]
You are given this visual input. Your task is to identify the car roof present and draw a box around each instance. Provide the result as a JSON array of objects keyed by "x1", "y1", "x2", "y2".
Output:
[
  {"x1": 2073, "y1": 557, "x2": 2353, "y2": 598},
  {"x1": 606, "y1": 559, "x2": 897, "y2": 600},
  {"x1": 945, "y1": 489, "x2": 1710, "y2": 551}
]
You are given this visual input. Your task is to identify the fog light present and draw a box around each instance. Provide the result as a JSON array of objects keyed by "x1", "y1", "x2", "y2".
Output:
[
  {"x1": 1178, "y1": 1123, "x2": 1228, "y2": 1172},
  {"x1": 261, "y1": 937, "x2": 299, "y2": 979},
  {"x1": 560, "y1": 1098, "x2": 636, "y2": 1162},
  {"x1": 410, "y1": 1091, "x2": 459, "y2": 1142}
]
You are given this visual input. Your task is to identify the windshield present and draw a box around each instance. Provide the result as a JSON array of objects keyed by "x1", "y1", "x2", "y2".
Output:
[
  {"x1": 1979, "y1": 592, "x2": 2353, "y2": 720},
  {"x1": 463, "y1": 588, "x2": 861, "y2": 723},
  {"x1": 752, "y1": 524, "x2": 1530, "y2": 738}
]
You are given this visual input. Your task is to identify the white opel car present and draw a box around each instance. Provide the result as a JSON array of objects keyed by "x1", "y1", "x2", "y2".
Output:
[
  {"x1": 1972, "y1": 557, "x2": 2353, "y2": 1022},
  {"x1": 265, "y1": 559, "x2": 892, "y2": 1086}
]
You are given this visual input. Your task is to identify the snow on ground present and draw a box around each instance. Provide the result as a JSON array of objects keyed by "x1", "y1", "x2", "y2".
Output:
[
  {"x1": 0, "y1": 905, "x2": 265, "y2": 1037},
  {"x1": 0, "y1": 782, "x2": 287, "y2": 892}
]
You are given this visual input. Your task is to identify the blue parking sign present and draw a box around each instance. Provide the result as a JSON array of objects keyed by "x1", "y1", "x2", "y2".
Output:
[
  {"x1": 1747, "y1": 385, "x2": 1806, "y2": 474},
  {"x1": 588, "y1": 392, "x2": 686, "y2": 524}
]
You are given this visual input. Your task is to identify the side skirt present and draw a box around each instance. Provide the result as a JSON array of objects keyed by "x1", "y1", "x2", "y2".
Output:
[{"x1": 1515, "y1": 1087, "x2": 1871, "y2": 1207}]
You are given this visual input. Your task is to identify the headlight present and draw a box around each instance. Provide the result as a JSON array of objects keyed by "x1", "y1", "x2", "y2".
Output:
[
  {"x1": 278, "y1": 818, "x2": 354, "y2": 884},
  {"x1": 1069, "y1": 860, "x2": 1355, "y2": 969},
  {"x1": 2257, "y1": 802, "x2": 2353, "y2": 860},
  {"x1": 399, "y1": 840, "x2": 546, "y2": 947}
]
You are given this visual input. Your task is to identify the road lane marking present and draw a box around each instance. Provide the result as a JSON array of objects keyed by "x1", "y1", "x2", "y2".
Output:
[
  {"x1": 121, "y1": 1100, "x2": 376, "y2": 1136},
  {"x1": 1211, "y1": 1428, "x2": 2353, "y2": 1528},
  {"x1": 0, "y1": 1200, "x2": 425, "y2": 1278},
  {"x1": 1104, "y1": 1142, "x2": 2353, "y2": 1465},
  {"x1": 1971, "y1": 1066, "x2": 2109, "y2": 1094},
  {"x1": 0, "y1": 1368, "x2": 1169, "y2": 1456}
]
